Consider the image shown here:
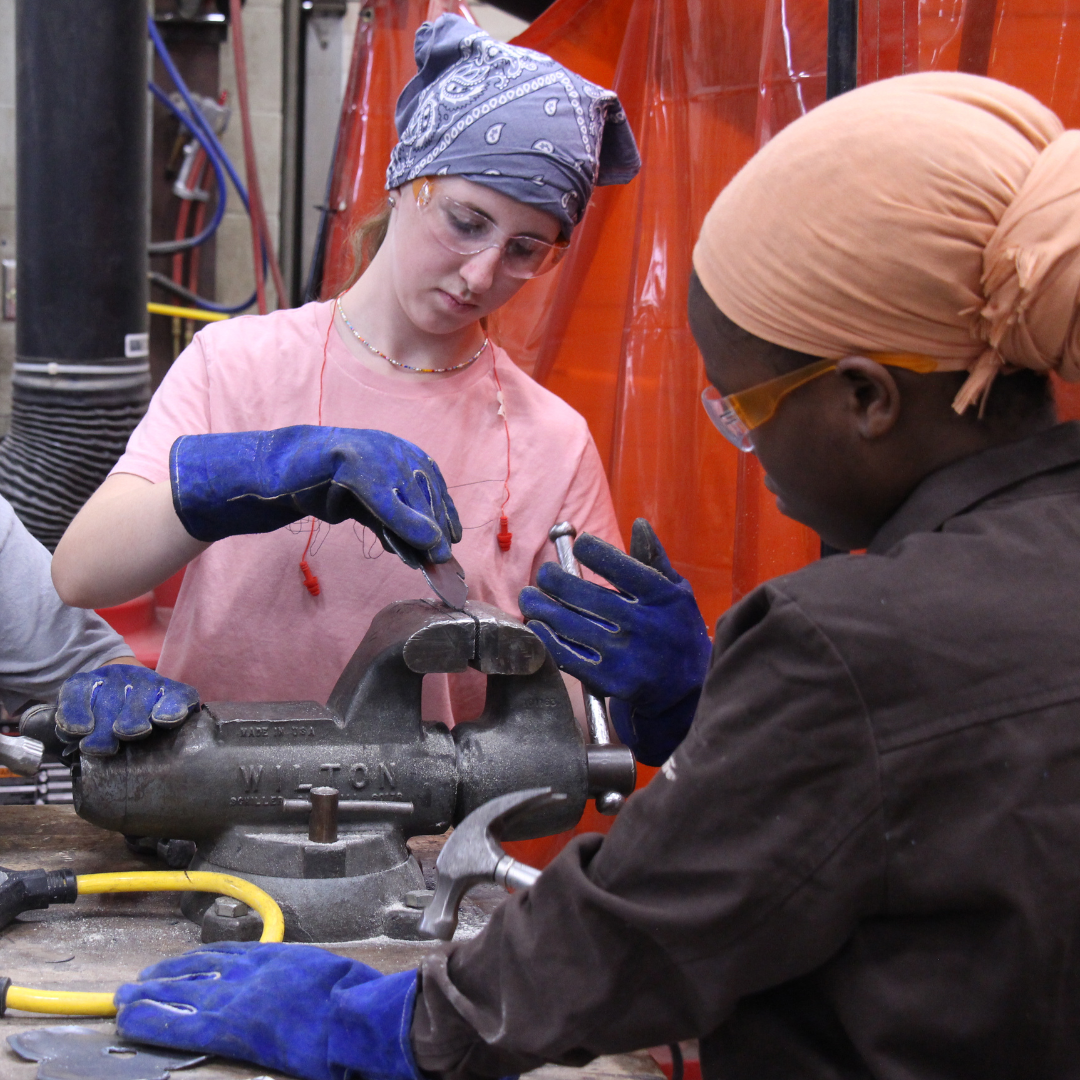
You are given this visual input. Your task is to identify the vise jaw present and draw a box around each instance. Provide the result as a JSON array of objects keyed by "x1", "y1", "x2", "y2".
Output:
[{"x1": 72, "y1": 599, "x2": 635, "y2": 942}]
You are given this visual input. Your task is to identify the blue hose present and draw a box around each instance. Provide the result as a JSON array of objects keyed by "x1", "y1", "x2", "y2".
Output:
[
  {"x1": 147, "y1": 81, "x2": 228, "y2": 255},
  {"x1": 148, "y1": 17, "x2": 252, "y2": 212},
  {"x1": 148, "y1": 82, "x2": 256, "y2": 313},
  {"x1": 148, "y1": 16, "x2": 261, "y2": 314}
]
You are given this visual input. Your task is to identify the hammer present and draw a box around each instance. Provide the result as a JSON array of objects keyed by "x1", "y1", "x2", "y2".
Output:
[
  {"x1": 549, "y1": 522, "x2": 627, "y2": 816},
  {"x1": 419, "y1": 791, "x2": 687, "y2": 1080},
  {"x1": 419, "y1": 788, "x2": 561, "y2": 941}
]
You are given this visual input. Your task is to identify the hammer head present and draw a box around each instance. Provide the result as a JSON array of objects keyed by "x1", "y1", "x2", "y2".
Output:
[{"x1": 419, "y1": 788, "x2": 565, "y2": 941}]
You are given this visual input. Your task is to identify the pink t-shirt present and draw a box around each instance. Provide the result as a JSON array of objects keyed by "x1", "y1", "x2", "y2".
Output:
[{"x1": 113, "y1": 300, "x2": 621, "y2": 721}]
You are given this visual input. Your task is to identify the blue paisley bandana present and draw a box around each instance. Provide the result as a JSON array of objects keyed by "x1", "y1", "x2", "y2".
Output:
[{"x1": 386, "y1": 15, "x2": 641, "y2": 238}]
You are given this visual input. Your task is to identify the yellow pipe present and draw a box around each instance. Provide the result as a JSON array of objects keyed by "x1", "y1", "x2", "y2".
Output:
[
  {"x1": 147, "y1": 301, "x2": 230, "y2": 322},
  {"x1": 5, "y1": 870, "x2": 284, "y2": 1017}
]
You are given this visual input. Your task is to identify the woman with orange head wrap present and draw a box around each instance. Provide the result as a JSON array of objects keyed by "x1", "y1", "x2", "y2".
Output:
[{"x1": 508, "y1": 72, "x2": 1080, "y2": 1079}]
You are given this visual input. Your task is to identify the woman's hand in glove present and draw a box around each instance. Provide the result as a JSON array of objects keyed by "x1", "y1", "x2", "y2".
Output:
[
  {"x1": 55, "y1": 665, "x2": 199, "y2": 757},
  {"x1": 115, "y1": 942, "x2": 421, "y2": 1080},
  {"x1": 170, "y1": 426, "x2": 462, "y2": 567},
  {"x1": 519, "y1": 519, "x2": 712, "y2": 764}
]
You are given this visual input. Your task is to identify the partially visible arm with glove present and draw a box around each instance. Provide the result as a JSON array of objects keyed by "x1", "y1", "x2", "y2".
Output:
[
  {"x1": 0, "y1": 494, "x2": 134, "y2": 714},
  {"x1": 519, "y1": 519, "x2": 712, "y2": 765},
  {"x1": 54, "y1": 426, "x2": 462, "y2": 608},
  {"x1": 169, "y1": 426, "x2": 461, "y2": 567},
  {"x1": 54, "y1": 664, "x2": 199, "y2": 757}
]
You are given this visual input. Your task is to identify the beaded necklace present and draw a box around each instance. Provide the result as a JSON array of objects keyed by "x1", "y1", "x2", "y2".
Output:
[{"x1": 335, "y1": 297, "x2": 487, "y2": 374}]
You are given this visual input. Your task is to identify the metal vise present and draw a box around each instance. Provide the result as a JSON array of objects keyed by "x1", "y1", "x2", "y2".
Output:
[{"x1": 70, "y1": 599, "x2": 636, "y2": 942}]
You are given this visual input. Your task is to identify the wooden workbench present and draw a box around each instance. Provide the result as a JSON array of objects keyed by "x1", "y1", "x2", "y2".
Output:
[{"x1": 0, "y1": 806, "x2": 662, "y2": 1080}]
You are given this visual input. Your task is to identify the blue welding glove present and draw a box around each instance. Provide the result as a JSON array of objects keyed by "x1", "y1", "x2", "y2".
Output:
[
  {"x1": 170, "y1": 426, "x2": 462, "y2": 567},
  {"x1": 55, "y1": 665, "x2": 199, "y2": 758},
  {"x1": 519, "y1": 519, "x2": 712, "y2": 766},
  {"x1": 115, "y1": 942, "x2": 421, "y2": 1080}
]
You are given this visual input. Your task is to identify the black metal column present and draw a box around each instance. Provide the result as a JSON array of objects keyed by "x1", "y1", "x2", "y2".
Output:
[
  {"x1": 820, "y1": 0, "x2": 859, "y2": 560},
  {"x1": 826, "y1": 0, "x2": 859, "y2": 100},
  {"x1": 3, "y1": 1, "x2": 150, "y2": 549}
]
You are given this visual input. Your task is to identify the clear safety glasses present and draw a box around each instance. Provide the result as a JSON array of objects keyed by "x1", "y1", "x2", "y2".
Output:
[
  {"x1": 701, "y1": 353, "x2": 940, "y2": 452},
  {"x1": 412, "y1": 178, "x2": 570, "y2": 279}
]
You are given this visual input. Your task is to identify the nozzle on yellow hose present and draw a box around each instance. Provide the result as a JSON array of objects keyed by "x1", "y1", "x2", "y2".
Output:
[
  {"x1": 0, "y1": 866, "x2": 78, "y2": 932},
  {"x1": 0, "y1": 869, "x2": 285, "y2": 1018}
]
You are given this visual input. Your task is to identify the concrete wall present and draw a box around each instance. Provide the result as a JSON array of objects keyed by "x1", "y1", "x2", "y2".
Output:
[
  {"x1": 470, "y1": 2, "x2": 528, "y2": 40},
  {"x1": 217, "y1": 0, "x2": 284, "y2": 310}
]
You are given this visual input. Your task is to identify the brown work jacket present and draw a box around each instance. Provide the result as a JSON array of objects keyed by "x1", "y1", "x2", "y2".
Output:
[{"x1": 412, "y1": 420, "x2": 1080, "y2": 1080}]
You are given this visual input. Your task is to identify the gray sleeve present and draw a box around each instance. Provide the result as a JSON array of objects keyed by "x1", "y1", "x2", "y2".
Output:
[{"x1": 0, "y1": 497, "x2": 133, "y2": 713}]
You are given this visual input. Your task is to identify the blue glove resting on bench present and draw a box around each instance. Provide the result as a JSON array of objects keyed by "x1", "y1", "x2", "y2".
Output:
[{"x1": 116, "y1": 941, "x2": 422, "y2": 1080}]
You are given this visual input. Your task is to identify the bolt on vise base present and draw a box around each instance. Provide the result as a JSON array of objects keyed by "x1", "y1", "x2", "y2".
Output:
[{"x1": 70, "y1": 599, "x2": 636, "y2": 942}]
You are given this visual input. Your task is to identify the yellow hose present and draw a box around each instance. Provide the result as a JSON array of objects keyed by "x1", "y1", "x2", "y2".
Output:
[
  {"x1": 147, "y1": 301, "x2": 230, "y2": 322},
  {"x1": 5, "y1": 870, "x2": 284, "y2": 1017}
]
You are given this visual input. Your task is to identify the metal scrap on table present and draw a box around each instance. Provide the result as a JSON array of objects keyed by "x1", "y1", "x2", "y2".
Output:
[{"x1": 7, "y1": 1025, "x2": 206, "y2": 1080}]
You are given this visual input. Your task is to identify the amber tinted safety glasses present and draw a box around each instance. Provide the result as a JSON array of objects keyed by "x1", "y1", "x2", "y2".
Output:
[
  {"x1": 411, "y1": 178, "x2": 569, "y2": 279},
  {"x1": 701, "y1": 353, "x2": 940, "y2": 452}
]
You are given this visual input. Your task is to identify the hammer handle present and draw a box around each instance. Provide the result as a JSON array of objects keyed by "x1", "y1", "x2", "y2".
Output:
[
  {"x1": 0, "y1": 735, "x2": 44, "y2": 777},
  {"x1": 551, "y1": 532, "x2": 612, "y2": 749},
  {"x1": 552, "y1": 532, "x2": 580, "y2": 579},
  {"x1": 495, "y1": 855, "x2": 541, "y2": 892}
]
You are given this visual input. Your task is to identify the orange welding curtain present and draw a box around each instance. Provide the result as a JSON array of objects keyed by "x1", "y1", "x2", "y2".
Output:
[
  {"x1": 321, "y1": 0, "x2": 1080, "y2": 866},
  {"x1": 320, "y1": 0, "x2": 475, "y2": 299}
]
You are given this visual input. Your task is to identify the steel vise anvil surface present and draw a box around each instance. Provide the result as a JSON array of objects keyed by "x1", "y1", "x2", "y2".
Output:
[{"x1": 72, "y1": 599, "x2": 635, "y2": 942}]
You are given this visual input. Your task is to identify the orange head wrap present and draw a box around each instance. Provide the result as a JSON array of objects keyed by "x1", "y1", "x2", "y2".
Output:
[{"x1": 692, "y1": 72, "x2": 1080, "y2": 413}]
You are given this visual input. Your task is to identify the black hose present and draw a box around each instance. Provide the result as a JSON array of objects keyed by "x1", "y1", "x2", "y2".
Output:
[
  {"x1": 148, "y1": 271, "x2": 257, "y2": 316},
  {"x1": 147, "y1": 22, "x2": 271, "y2": 301},
  {"x1": 146, "y1": 81, "x2": 228, "y2": 256},
  {"x1": 0, "y1": 388, "x2": 151, "y2": 551},
  {"x1": 147, "y1": 79, "x2": 265, "y2": 311},
  {"x1": 303, "y1": 121, "x2": 343, "y2": 303},
  {"x1": 819, "y1": 0, "x2": 859, "y2": 563}
]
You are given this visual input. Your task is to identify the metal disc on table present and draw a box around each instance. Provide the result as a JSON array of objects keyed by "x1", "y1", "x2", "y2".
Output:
[{"x1": 8, "y1": 1025, "x2": 207, "y2": 1080}]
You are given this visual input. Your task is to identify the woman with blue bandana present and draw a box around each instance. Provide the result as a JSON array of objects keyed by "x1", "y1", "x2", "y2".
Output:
[{"x1": 51, "y1": 15, "x2": 641, "y2": 734}]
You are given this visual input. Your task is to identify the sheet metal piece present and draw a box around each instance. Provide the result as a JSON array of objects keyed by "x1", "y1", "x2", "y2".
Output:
[
  {"x1": 7, "y1": 1025, "x2": 207, "y2": 1080},
  {"x1": 421, "y1": 554, "x2": 468, "y2": 611},
  {"x1": 381, "y1": 528, "x2": 468, "y2": 609}
]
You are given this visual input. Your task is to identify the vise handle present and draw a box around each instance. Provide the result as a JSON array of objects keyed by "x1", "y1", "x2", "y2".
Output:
[{"x1": 279, "y1": 792, "x2": 415, "y2": 844}]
